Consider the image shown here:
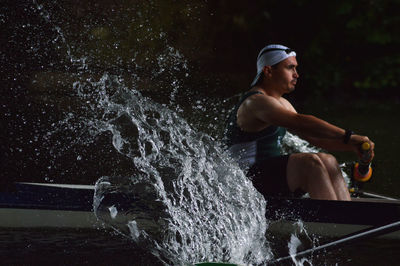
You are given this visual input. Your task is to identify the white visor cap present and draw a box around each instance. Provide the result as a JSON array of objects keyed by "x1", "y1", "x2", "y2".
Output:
[{"x1": 250, "y1": 44, "x2": 296, "y2": 87}]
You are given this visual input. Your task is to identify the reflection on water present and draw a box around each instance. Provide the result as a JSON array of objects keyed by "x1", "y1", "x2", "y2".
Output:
[
  {"x1": 2, "y1": 228, "x2": 400, "y2": 265},
  {"x1": 0, "y1": 229, "x2": 163, "y2": 265}
]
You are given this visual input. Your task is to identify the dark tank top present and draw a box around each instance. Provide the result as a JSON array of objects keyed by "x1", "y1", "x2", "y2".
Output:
[{"x1": 224, "y1": 91, "x2": 286, "y2": 167}]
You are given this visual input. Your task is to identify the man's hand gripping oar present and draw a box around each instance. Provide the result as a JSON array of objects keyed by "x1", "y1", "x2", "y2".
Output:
[
  {"x1": 354, "y1": 141, "x2": 374, "y2": 182},
  {"x1": 349, "y1": 141, "x2": 375, "y2": 196}
]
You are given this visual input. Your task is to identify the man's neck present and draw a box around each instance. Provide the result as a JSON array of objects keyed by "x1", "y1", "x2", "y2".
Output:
[{"x1": 253, "y1": 83, "x2": 284, "y2": 99}]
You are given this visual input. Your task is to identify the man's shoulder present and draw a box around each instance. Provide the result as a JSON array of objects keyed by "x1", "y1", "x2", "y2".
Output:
[
  {"x1": 244, "y1": 90, "x2": 274, "y2": 102},
  {"x1": 246, "y1": 92, "x2": 284, "y2": 107},
  {"x1": 243, "y1": 93, "x2": 296, "y2": 115},
  {"x1": 279, "y1": 97, "x2": 296, "y2": 112}
]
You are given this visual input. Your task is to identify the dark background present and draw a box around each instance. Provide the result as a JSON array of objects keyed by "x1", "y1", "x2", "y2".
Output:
[{"x1": 2, "y1": 0, "x2": 400, "y2": 186}]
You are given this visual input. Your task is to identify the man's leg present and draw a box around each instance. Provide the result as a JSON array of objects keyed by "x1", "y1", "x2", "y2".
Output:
[
  {"x1": 286, "y1": 153, "x2": 341, "y2": 200},
  {"x1": 316, "y1": 153, "x2": 351, "y2": 200}
]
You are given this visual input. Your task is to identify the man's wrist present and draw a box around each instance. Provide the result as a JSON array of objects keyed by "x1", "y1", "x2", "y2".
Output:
[{"x1": 343, "y1": 129, "x2": 353, "y2": 144}]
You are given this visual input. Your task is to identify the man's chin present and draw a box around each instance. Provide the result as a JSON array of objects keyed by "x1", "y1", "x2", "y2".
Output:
[{"x1": 287, "y1": 86, "x2": 296, "y2": 93}]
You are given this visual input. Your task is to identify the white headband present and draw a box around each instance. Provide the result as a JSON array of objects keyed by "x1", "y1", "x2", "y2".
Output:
[{"x1": 250, "y1": 44, "x2": 296, "y2": 87}]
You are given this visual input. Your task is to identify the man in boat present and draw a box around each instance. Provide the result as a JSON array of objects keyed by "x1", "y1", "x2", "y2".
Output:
[{"x1": 224, "y1": 44, "x2": 375, "y2": 201}]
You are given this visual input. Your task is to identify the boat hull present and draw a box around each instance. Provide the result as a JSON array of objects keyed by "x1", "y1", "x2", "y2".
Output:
[
  {"x1": 0, "y1": 208, "x2": 99, "y2": 228},
  {"x1": 265, "y1": 196, "x2": 400, "y2": 239},
  {"x1": 1, "y1": 182, "x2": 400, "y2": 240},
  {"x1": 0, "y1": 182, "x2": 100, "y2": 229},
  {"x1": 267, "y1": 220, "x2": 400, "y2": 240}
]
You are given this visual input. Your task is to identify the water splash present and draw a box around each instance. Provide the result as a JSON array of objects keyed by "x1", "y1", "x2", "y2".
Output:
[
  {"x1": 81, "y1": 74, "x2": 272, "y2": 264},
  {"x1": 287, "y1": 221, "x2": 317, "y2": 265}
]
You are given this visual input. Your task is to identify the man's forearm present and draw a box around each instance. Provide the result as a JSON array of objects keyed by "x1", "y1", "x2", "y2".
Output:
[
  {"x1": 290, "y1": 114, "x2": 346, "y2": 140},
  {"x1": 304, "y1": 136, "x2": 355, "y2": 152}
]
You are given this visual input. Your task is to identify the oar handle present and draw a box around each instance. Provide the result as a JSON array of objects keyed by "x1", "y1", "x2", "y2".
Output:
[
  {"x1": 353, "y1": 142, "x2": 373, "y2": 182},
  {"x1": 361, "y1": 142, "x2": 371, "y2": 153}
]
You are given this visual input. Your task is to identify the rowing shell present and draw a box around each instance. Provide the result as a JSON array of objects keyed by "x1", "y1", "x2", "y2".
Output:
[
  {"x1": 0, "y1": 182, "x2": 98, "y2": 228},
  {"x1": 1, "y1": 182, "x2": 400, "y2": 240}
]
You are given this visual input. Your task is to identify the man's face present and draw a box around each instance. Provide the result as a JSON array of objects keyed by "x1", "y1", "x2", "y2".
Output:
[{"x1": 270, "y1": 56, "x2": 299, "y2": 93}]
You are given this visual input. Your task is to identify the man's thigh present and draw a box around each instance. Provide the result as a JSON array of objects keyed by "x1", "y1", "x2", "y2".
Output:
[
  {"x1": 287, "y1": 153, "x2": 323, "y2": 192},
  {"x1": 248, "y1": 155, "x2": 292, "y2": 197}
]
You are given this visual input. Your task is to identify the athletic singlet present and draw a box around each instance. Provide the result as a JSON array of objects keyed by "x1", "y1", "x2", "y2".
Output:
[{"x1": 224, "y1": 91, "x2": 286, "y2": 168}]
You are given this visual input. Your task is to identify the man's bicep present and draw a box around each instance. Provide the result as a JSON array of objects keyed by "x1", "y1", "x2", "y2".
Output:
[
  {"x1": 281, "y1": 97, "x2": 297, "y2": 113},
  {"x1": 252, "y1": 97, "x2": 299, "y2": 127}
]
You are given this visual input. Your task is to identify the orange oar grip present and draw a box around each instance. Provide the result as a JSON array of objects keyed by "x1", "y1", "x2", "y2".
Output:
[{"x1": 353, "y1": 162, "x2": 373, "y2": 182}]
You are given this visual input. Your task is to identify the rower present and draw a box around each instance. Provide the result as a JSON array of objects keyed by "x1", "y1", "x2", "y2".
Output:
[{"x1": 224, "y1": 44, "x2": 375, "y2": 201}]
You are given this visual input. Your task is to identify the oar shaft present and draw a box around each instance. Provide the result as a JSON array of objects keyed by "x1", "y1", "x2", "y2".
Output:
[
  {"x1": 269, "y1": 221, "x2": 400, "y2": 265},
  {"x1": 360, "y1": 191, "x2": 400, "y2": 201}
]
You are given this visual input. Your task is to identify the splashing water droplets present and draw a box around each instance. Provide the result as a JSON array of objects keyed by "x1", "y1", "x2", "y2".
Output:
[{"x1": 79, "y1": 75, "x2": 273, "y2": 264}]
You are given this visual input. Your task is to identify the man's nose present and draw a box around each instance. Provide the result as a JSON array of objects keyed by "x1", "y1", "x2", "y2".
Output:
[{"x1": 294, "y1": 69, "x2": 299, "y2": 78}]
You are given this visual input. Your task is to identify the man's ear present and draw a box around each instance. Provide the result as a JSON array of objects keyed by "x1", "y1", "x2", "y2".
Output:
[{"x1": 262, "y1": 65, "x2": 272, "y2": 77}]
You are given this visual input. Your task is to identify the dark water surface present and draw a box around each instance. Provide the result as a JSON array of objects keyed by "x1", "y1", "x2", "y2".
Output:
[
  {"x1": 0, "y1": 229, "x2": 163, "y2": 265},
  {"x1": 2, "y1": 228, "x2": 400, "y2": 265}
]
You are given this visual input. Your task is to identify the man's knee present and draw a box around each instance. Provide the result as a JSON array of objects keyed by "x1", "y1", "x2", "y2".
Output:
[
  {"x1": 301, "y1": 153, "x2": 325, "y2": 170},
  {"x1": 317, "y1": 152, "x2": 339, "y2": 167},
  {"x1": 288, "y1": 153, "x2": 326, "y2": 176},
  {"x1": 287, "y1": 153, "x2": 327, "y2": 191}
]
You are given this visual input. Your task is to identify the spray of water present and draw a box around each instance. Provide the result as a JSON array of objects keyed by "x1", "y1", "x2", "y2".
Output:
[{"x1": 52, "y1": 72, "x2": 268, "y2": 264}]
